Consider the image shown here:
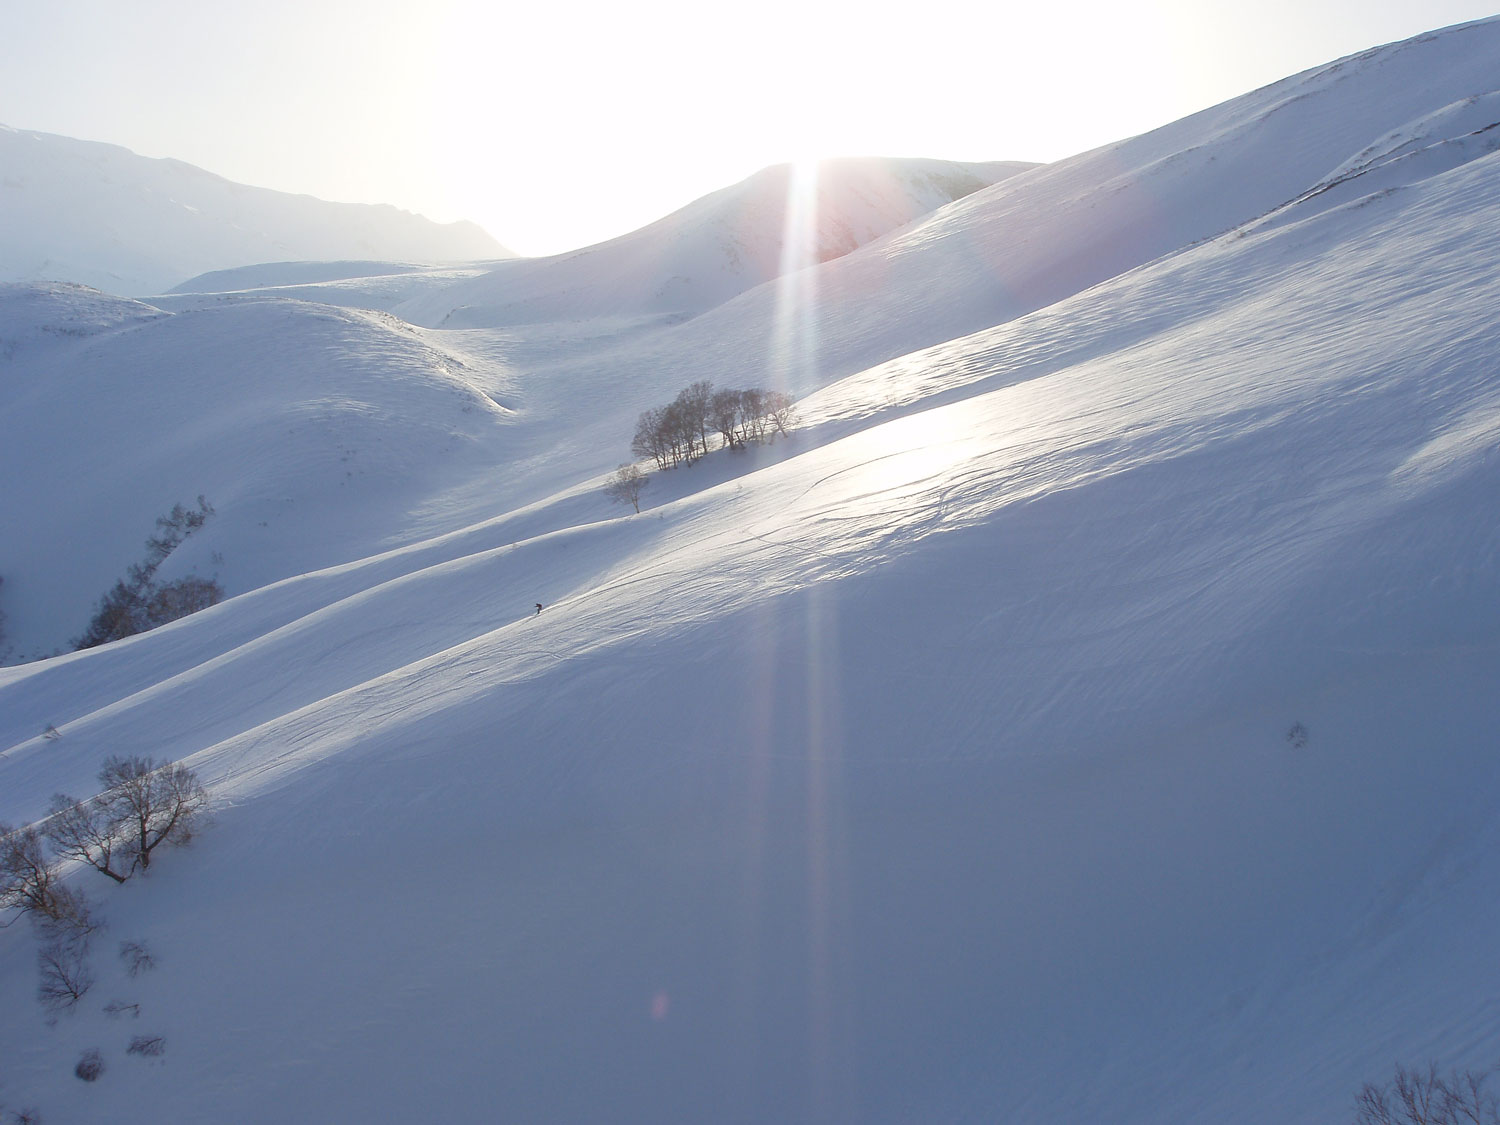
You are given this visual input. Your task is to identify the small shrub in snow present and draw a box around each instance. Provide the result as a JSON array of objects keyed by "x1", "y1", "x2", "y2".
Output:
[
  {"x1": 103, "y1": 1000, "x2": 140, "y2": 1020},
  {"x1": 73, "y1": 1050, "x2": 104, "y2": 1082},
  {"x1": 126, "y1": 1036, "x2": 165, "y2": 1059},
  {"x1": 1286, "y1": 721, "x2": 1309, "y2": 749},
  {"x1": 119, "y1": 940, "x2": 156, "y2": 976},
  {"x1": 37, "y1": 942, "x2": 93, "y2": 1011},
  {"x1": 1354, "y1": 1062, "x2": 1500, "y2": 1125}
]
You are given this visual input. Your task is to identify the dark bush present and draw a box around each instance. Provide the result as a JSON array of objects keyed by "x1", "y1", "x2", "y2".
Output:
[
  {"x1": 126, "y1": 1036, "x2": 165, "y2": 1059},
  {"x1": 119, "y1": 940, "x2": 155, "y2": 977},
  {"x1": 73, "y1": 1049, "x2": 104, "y2": 1082}
]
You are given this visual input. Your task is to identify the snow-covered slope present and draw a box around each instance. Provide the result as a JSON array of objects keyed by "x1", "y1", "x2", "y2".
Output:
[
  {"x1": 2, "y1": 18, "x2": 1500, "y2": 1125},
  {"x1": 392, "y1": 158, "x2": 1032, "y2": 328},
  {"x1": 0, "y1": 283, "x2": 524, "y2": 658},
  {"x1": 501, "y1": 15, "x2": 1500, "y2": 404},
  {"x1": 0, "y1": 125, "x2": 510, "y2": 296},
  {"x1": 162, "y1": 259, "x2": 499, "y2": 313}
]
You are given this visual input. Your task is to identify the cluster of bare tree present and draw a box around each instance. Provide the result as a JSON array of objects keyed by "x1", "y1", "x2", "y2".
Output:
[
  {"x1": 631, "y1": 380, "x2": 797, "y2": 470},
  {"x1": 73, "y1": 497, "x2": 223, "y2": 651},
  {"x1": 0, "y1": 755, "x2": 207, "y2": 1020},
  {"x1": 1355, "y1": 1062, "x2": 1500, "y2": 1125}
]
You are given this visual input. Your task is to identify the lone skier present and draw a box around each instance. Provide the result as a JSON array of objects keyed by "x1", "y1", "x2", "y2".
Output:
[{"x1": 534, "y1": 603, "x2": 543, "y2": 615}]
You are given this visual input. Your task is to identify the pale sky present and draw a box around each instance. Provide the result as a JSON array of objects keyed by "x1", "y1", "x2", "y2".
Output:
[{"x1": 1, "y1": 0, "x2": 1494, "y2": 256}]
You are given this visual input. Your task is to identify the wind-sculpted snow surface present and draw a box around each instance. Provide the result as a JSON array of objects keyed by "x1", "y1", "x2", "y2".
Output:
[{"x1": 2, "y1": 18, "x2": 1500, "y2": 1125}]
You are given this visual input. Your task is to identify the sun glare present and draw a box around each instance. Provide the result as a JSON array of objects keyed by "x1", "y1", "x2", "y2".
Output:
[{"x1": 769, "y1": 158, "x2": 823, "y2": 396}]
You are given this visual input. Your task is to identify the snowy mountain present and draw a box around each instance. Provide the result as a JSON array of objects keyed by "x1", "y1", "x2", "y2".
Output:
[
  {"x1": 172, "y1": 158, "x2": 1033, "y2": 330},
  {"x1": 0, "y1": 125, "x2": 510, "y2": 296},
  {"x1": 3, "y1": 17, "x2": 1500, "y2": 1124}
]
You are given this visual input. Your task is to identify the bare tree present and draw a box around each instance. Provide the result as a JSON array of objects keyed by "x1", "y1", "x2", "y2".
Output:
[
  {"x1": 0, "y1": 822, "x2": 96, "y2": 942},
  {"x1": 1, "y1": 823, "x2": 62, "y2": 921},
  {"x1": 632, "y1": 406, "x2": 670, "y2": 470},
  {"x1": 674, "y1": 380, "x2": 715, "y2": 458},
  {"x1": 144, "y1": 575, "x2": 222, "y2": 625},
  {"x1": 48, "y1": 756, "x2": 209, "y2": 881},
  {"x1": 1355, "y1": 1062, "x2": 1500, "y2": 1125},
  {"x1": 739, "y1": 387, "x2": 768, "y2": 443},
  {"x1": 662, "y1": 399, "x2": 699, "y2": 466},
  {"x1": 710, "y1": 388, "x2": 746, "y2": 450},
  {"x1": 765, "y1": 390, "x2": 798, "y2": 439},
  {"x1": 46, "y1": 795, "x2": 131, "y2": 883},
  {"x1": 37, "y1": 941, "x2": 94, "y2": 1011},
  {"x1": 99, "y1": 756, "x2": 209, "y2": 873},
  {"x1": 604, "y1": 464, "x2": 649, "y2": 513},
  {"x1": 32, "y1": 884, "x2": 98, "y2": 949}
]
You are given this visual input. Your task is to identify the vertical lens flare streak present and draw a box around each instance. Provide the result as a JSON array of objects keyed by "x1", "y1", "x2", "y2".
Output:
[
  {"x1": 770, "y1": 160, "x2": 824, "y2": 401},
  {"x1": 767, "y1": 159, "x2": 855, "y2": 1116},
  {"x1": 804, "y1": 587, "x2": 855, "y2": 1121}
]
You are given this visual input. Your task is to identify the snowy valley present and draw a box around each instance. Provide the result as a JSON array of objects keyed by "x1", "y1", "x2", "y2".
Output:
[{"x1": 3, "y1": 16, "x2": 1500, "y2": 1123}]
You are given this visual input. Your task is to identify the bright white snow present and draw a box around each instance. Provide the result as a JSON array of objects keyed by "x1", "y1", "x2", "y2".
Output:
[{"x1": 2, "y1": 17, "x2": 1499, "y2": 1124}]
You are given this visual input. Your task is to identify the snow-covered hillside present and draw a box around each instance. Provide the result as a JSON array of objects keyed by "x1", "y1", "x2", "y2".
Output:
[
  {"x1": 170, "y1": 158, "x2": 1031, "y2": 330},
  {"x1": 0, "y1": 283, "x2": 525, "y2": 658},
  {"x1": 0, "y1": 125, "x2": 510, "y2": 296},
  {"x1": 390, "y1": 158, "x2": 1031, "y2": 329},
  {"x1": 3, "y1": 17, "x2": 1500, "y2": 1124}
]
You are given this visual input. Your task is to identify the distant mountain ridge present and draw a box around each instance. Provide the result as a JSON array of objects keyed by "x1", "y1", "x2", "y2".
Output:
[{"x1": 0, "y1": 125, "x2": 511, "y2": 295}]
